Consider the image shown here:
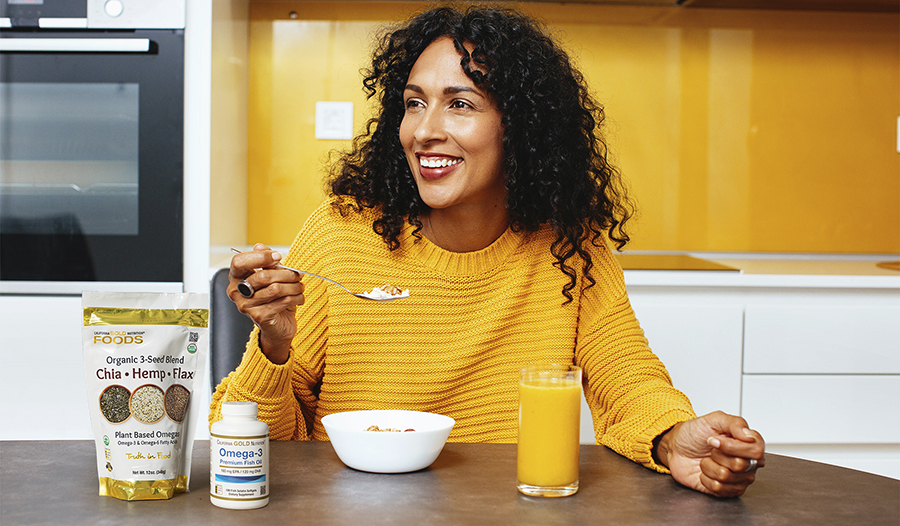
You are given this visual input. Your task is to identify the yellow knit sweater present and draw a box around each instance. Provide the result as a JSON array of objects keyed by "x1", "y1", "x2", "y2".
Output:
[{"x1": 210, "y1": 199, "x2": 695, "y2": 472}]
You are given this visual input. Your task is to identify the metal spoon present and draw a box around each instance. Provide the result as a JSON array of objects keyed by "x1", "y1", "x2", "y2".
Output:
[{"x1": 230, "y1": 248, "x2": 408, "y2": 302}]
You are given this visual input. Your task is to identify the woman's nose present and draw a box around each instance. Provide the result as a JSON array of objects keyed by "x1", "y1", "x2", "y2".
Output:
[{"x1": 413, "y1": 108, "x2": 446, "y2": 143}]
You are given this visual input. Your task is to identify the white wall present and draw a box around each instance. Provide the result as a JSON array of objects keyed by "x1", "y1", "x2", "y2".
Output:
[{"x1": 184, "y1": 0, "x2": 213, "y2": 294}]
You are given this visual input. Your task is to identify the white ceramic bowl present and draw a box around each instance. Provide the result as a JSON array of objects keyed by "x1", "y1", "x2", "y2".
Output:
[{"x1": 321, "y1": 410, "x2": 455, "y2": 473}]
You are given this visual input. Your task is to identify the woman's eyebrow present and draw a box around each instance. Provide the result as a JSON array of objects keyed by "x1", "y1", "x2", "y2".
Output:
[
  {"x1": 443, "y1": 85, "x2": 479, "y2": 95},
  {"x1": 404, "y1": 84, "x2": 483, "y2": 97}
]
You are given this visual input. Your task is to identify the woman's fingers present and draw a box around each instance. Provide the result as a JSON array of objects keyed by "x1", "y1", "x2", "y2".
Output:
[
  {"x1": 698, "y1": 467, "x2": 755, "y2": 498},
  {"x1": 234, "y1": 268, "x2": 303, "y2": 302},
  {"x1": 229, "y1": 245, "x2": 282, "y2": 280},
  {"x1": 699, "y1": 427, "x2": 765, "y2": 497},
  {"x1": 227, "y1": 245, "x2": 304, "y2": 330}
]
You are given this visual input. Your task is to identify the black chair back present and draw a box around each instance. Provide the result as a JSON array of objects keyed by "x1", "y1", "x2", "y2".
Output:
[{"x1": 209, "y1": 268, "x2": 255, "y2": 393}]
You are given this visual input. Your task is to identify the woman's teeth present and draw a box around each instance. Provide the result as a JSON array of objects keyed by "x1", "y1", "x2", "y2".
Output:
[{"x1": 420, "y1": 157, "x2": 462, "y2": 168}]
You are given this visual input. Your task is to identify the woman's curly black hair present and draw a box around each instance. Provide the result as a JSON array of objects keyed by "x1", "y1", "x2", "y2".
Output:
[{"x1": 329, "y1": 4, "x2": 635, "y2": 302}]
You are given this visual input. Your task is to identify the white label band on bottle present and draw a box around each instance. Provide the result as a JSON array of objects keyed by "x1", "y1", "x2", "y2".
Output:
[{"x1": 210, "y1": 433, "x2": 269, "y2": 501}]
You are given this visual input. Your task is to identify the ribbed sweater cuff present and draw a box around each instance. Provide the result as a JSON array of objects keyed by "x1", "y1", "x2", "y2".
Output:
[
  {"x1": 232, "y1": 328, "x2": 294, "y2": 400},
  {"x1": 632, "y1": 409, "x2": 696, "y2": 474}
]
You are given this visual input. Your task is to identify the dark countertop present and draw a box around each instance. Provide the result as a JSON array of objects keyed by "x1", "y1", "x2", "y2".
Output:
[{"x1": 2, "y1": 440, "x2": 898, "y2": 525}]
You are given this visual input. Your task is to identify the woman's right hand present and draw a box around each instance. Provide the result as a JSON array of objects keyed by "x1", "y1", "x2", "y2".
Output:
[{"x1": 228, "y1": 243, "x2": 305, "y2": 365}]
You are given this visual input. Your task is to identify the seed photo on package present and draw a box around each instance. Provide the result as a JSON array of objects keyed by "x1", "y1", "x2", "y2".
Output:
[
  {"x1": 164, "y1": 384, "x2": 191, "y2": 423},
  {"x1": 130, "y1": 385, "x2": 165, "y2": 424},
  {"x1": 99, "y1": 385, "x2": 131, "y2": 424}
]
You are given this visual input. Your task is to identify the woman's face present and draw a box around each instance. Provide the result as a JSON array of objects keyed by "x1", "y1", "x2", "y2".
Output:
[{"x1": 400, "y1": 37, "x2": 506, "y2": 214}]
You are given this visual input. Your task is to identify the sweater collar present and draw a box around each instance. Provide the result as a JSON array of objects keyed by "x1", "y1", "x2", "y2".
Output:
[{"x1": 399, "y1": 221, "x2": 529, "y2": 276}]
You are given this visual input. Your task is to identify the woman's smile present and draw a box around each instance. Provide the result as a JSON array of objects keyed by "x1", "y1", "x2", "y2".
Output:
[{"x1": 417, "y1": 154, "x2": 463, "y2": 180}]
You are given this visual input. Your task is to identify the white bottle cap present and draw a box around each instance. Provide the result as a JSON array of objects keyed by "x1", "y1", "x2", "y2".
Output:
[{"x1": 222, "y1": 401, "x2": 259, "y2": 418}]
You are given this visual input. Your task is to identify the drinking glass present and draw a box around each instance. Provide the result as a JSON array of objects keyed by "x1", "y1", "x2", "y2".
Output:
[{"x1": 517, "y1": 364, "x2": 581, "y2": 497}]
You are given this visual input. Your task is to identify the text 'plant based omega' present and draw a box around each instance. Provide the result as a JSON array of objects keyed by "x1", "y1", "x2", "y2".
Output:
[{"x1": 210, "y1": 402, "x2": 270, "y2": 509}]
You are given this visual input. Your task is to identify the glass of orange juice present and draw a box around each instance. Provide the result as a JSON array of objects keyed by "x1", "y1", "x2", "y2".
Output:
[{"x1": 517, "y1": 364, "x2": 582, "y2": 497}]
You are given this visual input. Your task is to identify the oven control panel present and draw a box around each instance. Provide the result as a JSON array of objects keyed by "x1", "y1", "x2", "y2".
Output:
[{"x1": 0, "y1": 0, "x2": 185, "y2": 29}]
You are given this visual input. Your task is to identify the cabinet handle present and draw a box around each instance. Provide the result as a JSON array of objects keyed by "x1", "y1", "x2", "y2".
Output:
[{"x1": 0, "y1": 38, "x2": 150, "y2": 53}]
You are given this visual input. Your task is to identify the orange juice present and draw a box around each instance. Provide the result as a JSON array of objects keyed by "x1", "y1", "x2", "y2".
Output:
[{"x1": 517, "y1": 365, "x2": 581, "y2": 495}]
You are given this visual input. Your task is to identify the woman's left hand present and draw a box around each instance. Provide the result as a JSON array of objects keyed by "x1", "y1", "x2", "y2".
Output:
[{"x1": 655, "y1": 410, "x2": 766, "y2": 498}]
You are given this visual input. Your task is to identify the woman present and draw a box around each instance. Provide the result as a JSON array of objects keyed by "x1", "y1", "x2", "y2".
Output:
[{"x1": 214, "y1": 5, "x2": 765, "y2": 497}]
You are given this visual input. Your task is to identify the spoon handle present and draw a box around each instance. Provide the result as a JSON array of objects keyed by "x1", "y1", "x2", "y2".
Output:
[
  {"x1": 229, "y1": 248, "x2": 356, "y2": 295},
  {"x1": 273, "y1": 263, "x2": 357, "y2": 295}
]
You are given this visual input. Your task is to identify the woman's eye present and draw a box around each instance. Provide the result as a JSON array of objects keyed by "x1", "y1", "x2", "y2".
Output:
[
  {"x1": 451, "y1": 100, "x2": 472, "y2": 110},
  {"x1": 405, "y1": 99, "x2": 423, "y2": 110}
]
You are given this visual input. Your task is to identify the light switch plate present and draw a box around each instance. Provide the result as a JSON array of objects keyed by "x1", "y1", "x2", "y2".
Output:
[{"x1": 315, "y1": 101, "x2": 354, "y2": 140}]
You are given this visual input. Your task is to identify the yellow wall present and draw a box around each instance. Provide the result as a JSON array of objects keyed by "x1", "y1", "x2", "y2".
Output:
[
  {"x1": 210, "y1": 0, "x2": 250, "y2": 248},
  {"x1": 244, "y1": 1, "x2": 899, "y2": 253}
]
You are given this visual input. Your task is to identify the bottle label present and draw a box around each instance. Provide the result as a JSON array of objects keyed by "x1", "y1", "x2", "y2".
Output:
[{"x1": 210, "y1": 432, "x2": 269, "y2": 501}]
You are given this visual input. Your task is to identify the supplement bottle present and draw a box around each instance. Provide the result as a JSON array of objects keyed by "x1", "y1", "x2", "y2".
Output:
[{"x1": 210, "y1": 401, "x2": 269, "y2": 509}]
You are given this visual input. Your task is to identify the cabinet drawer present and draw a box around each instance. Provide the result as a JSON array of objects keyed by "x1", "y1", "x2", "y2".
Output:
[
  {"x1": 743, "y1": 305, "x2": 900, "y2": 374},
  {"x1": 741, "y1": 375, "x2": 900, "y2": 444},
  {"x1": 630, "y1": 301, "x2": 743, "y2": 416}
]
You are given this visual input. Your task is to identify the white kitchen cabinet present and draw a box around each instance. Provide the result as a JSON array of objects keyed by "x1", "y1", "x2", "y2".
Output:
[
  {"x1": 579, "y1": 297, "x2": 744, "y2": 445},
  {"x1": 612, "y1": 258, "x2": 900, "y2": 478},
  {"x1": 0, "y1": 295, "x2": 90, "y2": 440},
  {"x1": 742, "y1": 374, "x2": 900, "y2": 479},
  {"x1": 628, "y1": 300, "x2": 743, "y2": 417},
  {"x1": 744, "y1": 304, "x2": 900, "y2": 374},
  {"x1": 576, "y1": 294, "x2": 744, "y2": 443},
  {"x1": 741, "y1": 375, "x2": 900, "y2": 444}
]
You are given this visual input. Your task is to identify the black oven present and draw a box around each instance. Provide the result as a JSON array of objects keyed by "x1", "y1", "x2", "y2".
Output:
[{"x1": 0, "y1": 0, "x2": 185, "y2": 293}]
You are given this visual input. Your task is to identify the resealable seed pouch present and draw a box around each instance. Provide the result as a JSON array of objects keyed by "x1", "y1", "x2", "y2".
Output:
[{"x1": 82, "y1": 291, "x2": 209, "y2": 500}]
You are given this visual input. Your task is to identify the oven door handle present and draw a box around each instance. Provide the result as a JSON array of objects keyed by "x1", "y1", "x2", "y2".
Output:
[{"x1": 0, "y1": 38, "x2": 151, "y2": 53}]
